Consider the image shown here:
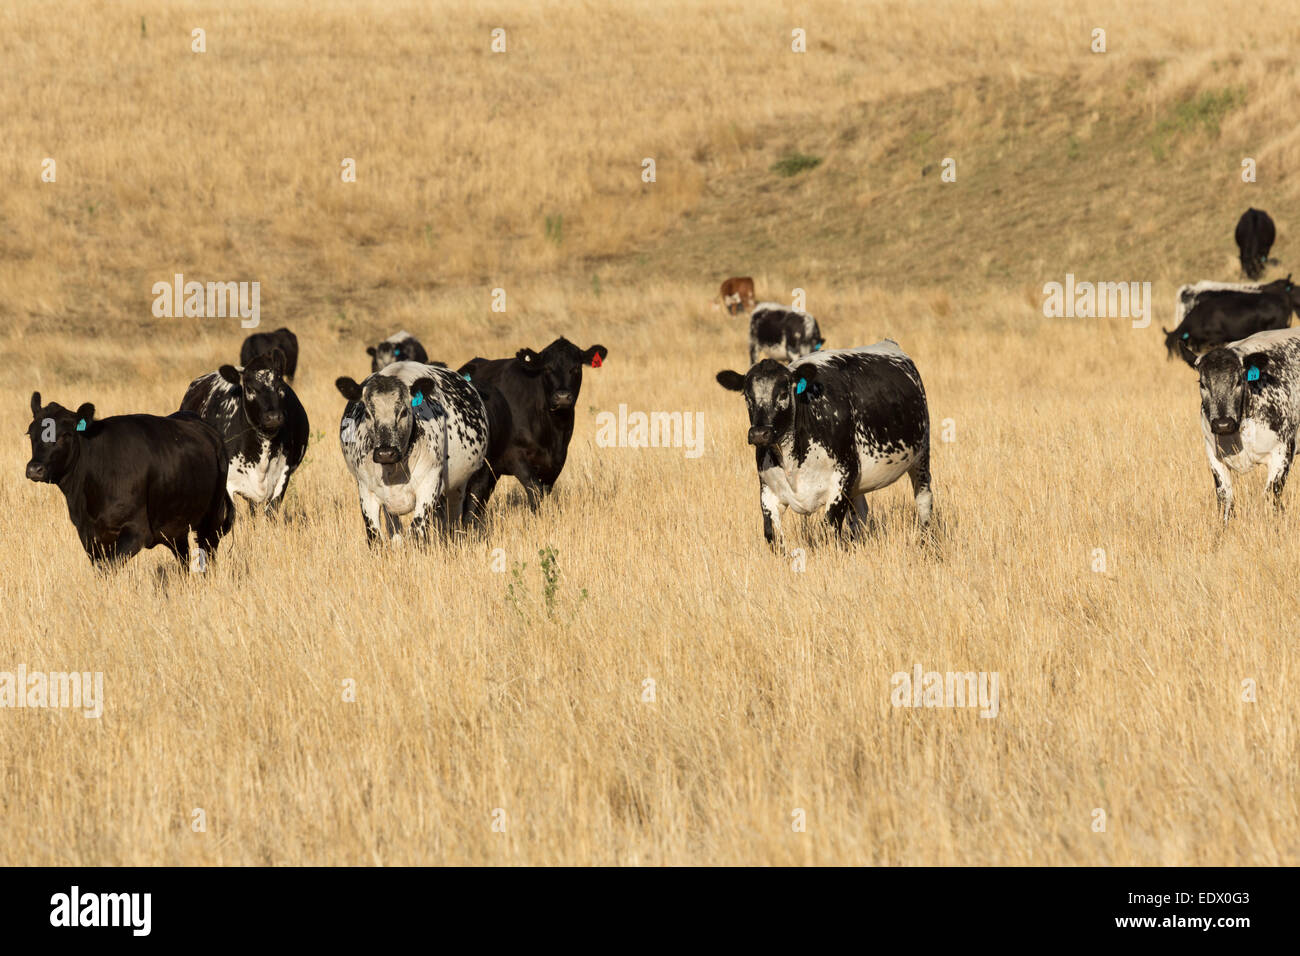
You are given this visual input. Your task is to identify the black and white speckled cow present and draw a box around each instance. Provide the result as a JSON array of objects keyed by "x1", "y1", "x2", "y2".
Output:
[
  {"x1": 1179, "y1": 327, "x2": 1300, "y2": 522},
  {"x1": 716, "y1": 341, "x2": 932, "y2": 547},
  {"x1": 180, "y1": 348, "x2": 309, "y2": 517},
  {"x1": 748, "y1": 302, "x2": 825, "y2": 365},
  {"x1": 367, "y1": 331, "x2": 430, "y2": 373},
  {"x1": 335, "y1": 361, "x2": 488, "y2": 546}
]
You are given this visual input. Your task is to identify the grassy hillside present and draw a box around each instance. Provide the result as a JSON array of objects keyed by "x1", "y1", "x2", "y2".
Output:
[{"x1": 1, "y1": 1, "x2": 1298, "y2": 865}]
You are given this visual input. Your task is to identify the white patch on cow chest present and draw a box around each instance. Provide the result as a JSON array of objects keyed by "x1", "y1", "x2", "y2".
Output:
[
  {"x1": 1214, "y1": 418, "x2": 1283, "y2": 473},
  {"x1": 760, "y1": 442, "x2": 843, "y2": 514},
  {"x1": 228, "y1": 439, "x2": 289, "y2": 504}
]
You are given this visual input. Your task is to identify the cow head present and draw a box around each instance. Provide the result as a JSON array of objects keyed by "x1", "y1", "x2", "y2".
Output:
[
  {"x1": 515, "y1": 338, "x2": 607, "y2": 413},
  {"x1": 336, "y1": 372, "x2": 437, "y2": 465},
  {"x1": 1188, "y1": 347, "x2": 1268, "y2": 435},
  {"x1": 25, "y1": 391, "x2": 93, "y2": 484},
  {"x1": 1264, "y1": 274, "x2": 1300, "y2": 314},
  {"x1": 716, "y1": 360, "x2": 823, "y2": 448},
  {"x1": 367, "y1": 334, "x2": 426, "y2": 373},
  {"x1": 1164, "y1": 326, "x2": 1196, "y2": 361},
  {"x1": 220, "y1": 348, "x2": 289, "y2": 435}
]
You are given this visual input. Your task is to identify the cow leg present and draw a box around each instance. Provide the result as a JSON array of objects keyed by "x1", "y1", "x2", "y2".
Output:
[
  {"x1": 760, "y1": 482, "x2": 783, "y2": 548},
  {"x1": 408, "y1": 476, "x2": 446, "y2": 544},
  {"x1": 908, "y1": 447, "x2": 934, "y2": 527},
  {"x1": 358, "y1": 491, "x2": 387, "y2": 546},
  {"x1": 443, "y1": 485, "x2": 466, "y2": 532},
  {"x1": 1206, "y1": 446, "x2": 1234, "y2": 523},
  {"x1": 1266, "y1": 439, "x2": 1295, "y2": 508},
  {"x1": 847, "y1": 494, "x2": 870, "y2": 538},
  {"x1": 826, "y1": 491, "x2": 853, "y2": 537},
  {"x1": 464, "y1": 465, "x2": 499, "y2": 526},
  {"x1": 520, "y1": 476, "x2": 546, "y2": 511}
]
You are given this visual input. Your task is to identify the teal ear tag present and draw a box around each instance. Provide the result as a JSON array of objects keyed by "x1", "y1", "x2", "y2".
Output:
[
  {"x1": 411, "y1": 391, "x2": 424, "y2": 407},
  {"x1": 1247, "y1": 366, "x2": 1260, "y2": 382},
  {"x1": 76, "y1": 419, "x2": 86, "y2": 431},
  {"x1": 462, "y1": 373, "x2": 472, "y2": 381},
  {"x1": 814, "y1": 342, "x2": 822, "y2": 351},
  {"x1": 796, "y1": 378, "x2": 807, "y2": 395},
  {"x1": 1182, "y1": 332, "x2": 1190, "y2": 340}
]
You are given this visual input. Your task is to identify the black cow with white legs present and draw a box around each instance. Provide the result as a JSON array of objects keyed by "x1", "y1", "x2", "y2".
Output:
[
  {"x1": 457, "y1": 337, "x2": 607, "y2": 519},
  {"x1": 335, "y1": 361, "x2": 488, "y2": 546},
  {"x1": 25, "y1": 392, "x2": 234, "y2": 567},
  {"x1": 180, "y1": 348, "x2": 310, "y2": 517},
  {"x1": 716, "y1": 341, "x2": 932, "y2": 547},
  {"x1": 1180, "y1": 327, "x2": 1300, "y2": 522},
  {"x1": 748, "y1": 303, "x2": 825, "y2": 365}
]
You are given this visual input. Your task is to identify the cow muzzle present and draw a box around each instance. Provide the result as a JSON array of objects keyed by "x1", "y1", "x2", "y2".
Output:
[
  {"x1": 372, "y1": 446, "x2": 401, "y2": 465},
  {"x1": 549, "y1": 391, "x2": 575, "y2": 411},
  {"x1": 261, "y1": 411, "x2": 285, "y2": 431},
  {"x1": 1210, "y1": 417, "x2": 1238, "y2": 435},
  {"x1": 747, "y1": 425, "x2": 775, "y2": 446},
  {"x1": 25, "y1": 462, "x2": 47, "y2": 482}
]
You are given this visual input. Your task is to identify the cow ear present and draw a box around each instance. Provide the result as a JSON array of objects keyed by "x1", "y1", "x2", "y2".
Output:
[
  {"x1": 408, "y1": 377, "x2": 436, "y2": 409},
  {"x1": 268, "y1": 347, "x2": 286, "y2": 374},
  {"x1": 75, "y1": 403, "x2": 95, "y2": 426},
  {"x1": 30, "y1": 391, "x2": 41, "y2": 418},
  {"x1": 335, "y1": 377, "x2": 363, "y2": 402},
  {"x1": 516, "y1": 349, "x2": 544, "y2": 374},
  {"x1": 1243, "y1": 353, "x2": 1269, "y2": 381},
  {"x1": 219, "y1": 365, "x2": 242, "y2": 385},
  {"x1": 1178, "y1": 340, "x2": 1199, "y2": 369},
  {"x1": 583, "y1": 345, "x2": 608, "y2": 369},
  {"x1": 366, "y1": 346, "x2": 377, "y2": 357},
  {"x1": 716, "y1": 370, "x2": 745, "y2": 391}
]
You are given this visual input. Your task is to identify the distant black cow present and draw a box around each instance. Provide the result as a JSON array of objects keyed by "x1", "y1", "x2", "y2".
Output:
[
  {"x1": 25, "y1": 392, "x2": 234, "y2": 566},
  {"x1": 368, "y1": 331, "x2": 429, "y2": 372},
  {"x1": 457, "y1": 337, "x2": 607, "y2": 518},
  {"x1": 180, "y1": 348, "x2": 309, "y2": 516},
  {"x1": 748, "y1": 303, "x2": 825, "y2": 364},
  {"x1": 240, "y1": 327, "x2": 299, "y2": 380},
  {"x1": 716, "y1": 342, "x2": 932, "y2": 547},
  {"x1": 1236, "y1": 208, "x2": 1276, "y2": 279},
  {"x1": 1163, "y1": 276, "x2": 1299, "y2": 359}
]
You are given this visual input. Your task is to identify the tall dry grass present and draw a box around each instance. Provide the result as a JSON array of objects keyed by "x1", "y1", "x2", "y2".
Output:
[{"x1": 0, "y1": 1, "x2": 1298, "y2": 865}]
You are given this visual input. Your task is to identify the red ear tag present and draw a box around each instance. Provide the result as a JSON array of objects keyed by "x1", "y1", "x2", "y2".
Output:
[{"x1": 591, "y1": 354, "x2": 603, "y2": 368}]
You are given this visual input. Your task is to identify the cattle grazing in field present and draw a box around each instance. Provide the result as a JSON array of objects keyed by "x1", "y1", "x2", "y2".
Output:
[
  {"x1": 456, "y1": 337, "x2": 608, "y2": 518},
  {"x1": 25, "y1": 392, "x2": 234, "y2": 566},
  {"x1": 335, "y1": 362, "x2": 488, "y2": 545},
  {"x1": 720, "y1": 276, "x2": 756, "y2": 315},
  {"x1": 240, "y1": 327, "x2": 299, "y2": 380},
  {"x1": 1163, "y1": 276, "x2": 1299, "y2": 359},
  {"x1": 1235, "y1": 207, "x2": 1276, "y2": 279},
  {"x1": 715, "y1": 341, "x2": 932, "y2": 547},
  {"x1": 368, "y1": 331, "x2": 430, "y2": 372},
  {"x1": 748, "y1": 302, "x2": 825, "y2": 364},
  {"x1": 1179, "y1": 327, "x2": 1300, "y2": 522},
  {"x1": 180, "y1": 348, "x2": 309, "y2": 516}
]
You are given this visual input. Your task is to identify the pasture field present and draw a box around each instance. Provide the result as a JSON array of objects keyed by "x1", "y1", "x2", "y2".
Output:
[{"x1": 1, "y1": 1, "x2": 1298, "y2": 865}]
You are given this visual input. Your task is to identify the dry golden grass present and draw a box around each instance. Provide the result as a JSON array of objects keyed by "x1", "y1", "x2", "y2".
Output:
[{"x1": 1, "y1": 0, "x2": 1299, "y2": 865}]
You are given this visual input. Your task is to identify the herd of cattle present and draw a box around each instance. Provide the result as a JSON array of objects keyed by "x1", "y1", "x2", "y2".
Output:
[{"x1": 20, "y1": 206, "x2": 1300, "y2": 566}]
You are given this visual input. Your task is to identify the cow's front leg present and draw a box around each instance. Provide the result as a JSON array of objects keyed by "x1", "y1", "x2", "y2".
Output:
[
  {"x1": 358, "y1": 490, "x2": 387, "y2": 546},
  {"x1": 760, "y1": 481, "x2": 783, "y2": 548},
  {"x1": 1206, "y1": 446, "x2": 1234, "y2": 523},
  {"x1": 407, "y1": 476, "x2": 445, "y2": 544},
  {"x1": 847, "y1": 494, "x2": 870, "y2": 538},
  {"x1": 1265, "y1": 438, "x2": 1295, "y2": 509},
  {"x1": 443, "y1": 485, "x2": 466, "y2": 532},
  {"x1": 825, "y1": 490, "x2": 852, "y2": 537}
]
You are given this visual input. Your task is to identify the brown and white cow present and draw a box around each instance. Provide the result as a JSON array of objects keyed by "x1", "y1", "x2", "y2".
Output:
[{"x1": 720, "y1": 277, "x2": 756, "y2": 315}]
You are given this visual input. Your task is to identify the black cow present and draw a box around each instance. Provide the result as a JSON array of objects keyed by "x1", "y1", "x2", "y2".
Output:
[
  {"x1": 179, "y1": 348, "x2": 309, "y2": 516},
  {"x1": 716, "y1": 342, "x2": 932, "y2": 547},
  {"x1": 748, "y1": 303, "x2": 825, "y2": 364},
  {"x1": 1236, "y1": 208, "x2": 1276, "y2": 280},
  {"x1": 368, "y1": 331, "x2": 429, "y2": 372},
  {"x1": 25, "y1": 392, "x2": 234, "y2": 566},
  {"x1": 457, "y1": 337, "x2": 607, "y2": 518},
  {"x1": 240, "y1": 327, "x2": 299, "y2": 380},
  {"x1": 1163, "y1": 276, "x2": 1299, "y2": 359}
]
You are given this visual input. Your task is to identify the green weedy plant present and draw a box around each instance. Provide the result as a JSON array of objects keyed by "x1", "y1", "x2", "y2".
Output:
[
  {"x1": 506, "y1": 547, "x2": 587, "y2": 622},
  {"x1": 770, "y1": 152, "x2": 822, "y2": 177},
  {"x1": 545, "y1": 214, "x2": 564, "y2": 245}
]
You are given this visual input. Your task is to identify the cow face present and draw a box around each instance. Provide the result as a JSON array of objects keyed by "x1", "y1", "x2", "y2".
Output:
[
  {"x1": 368, "y1": 340, "x2": 402, "y2": 373},
  {"x1": 716, "y1": 360, "x2": 822, "y2": 447},
  {"x1": 1193, "y1": 348, "x2": 1267, "y2": 435},
  {"x1": 336, "y1": 373, "x2": 437, "y2": 465},
  {"x1": 25, "y1": 391, "x2": 94, "y2": 483},
  {"x1": 516, "y1": 338, "x2": 607, "y2": 413},
  {"x1": 1165, "y1": 326, "x2": 1197, "y2": 360},
  {"x1": 221, "y1": 348, "x2": 288, "y2": 435}
]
